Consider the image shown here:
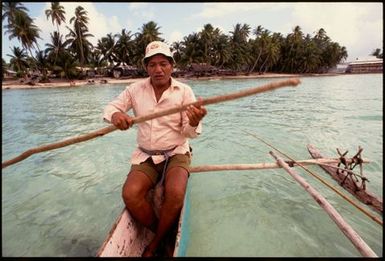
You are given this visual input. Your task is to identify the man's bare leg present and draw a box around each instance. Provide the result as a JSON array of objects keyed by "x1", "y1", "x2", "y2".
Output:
[
  {"x1": 142, "y1": 166, "x2": 188, "y2": 257},
  {"x1": 122, "y1": 170, "x2": 158, "y2": 231}
]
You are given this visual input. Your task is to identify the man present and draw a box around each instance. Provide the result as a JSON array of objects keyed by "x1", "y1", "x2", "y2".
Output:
[{"x1": 103, "y1": 41, "x2": 207, "y2": 256}]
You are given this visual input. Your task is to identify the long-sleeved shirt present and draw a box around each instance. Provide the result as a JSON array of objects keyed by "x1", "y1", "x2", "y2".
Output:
[{"x1": 103, "y1": 77, "x2": 202, "y2": 165}]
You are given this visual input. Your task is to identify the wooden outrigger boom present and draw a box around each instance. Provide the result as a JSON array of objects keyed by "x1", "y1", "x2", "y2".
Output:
[
  {"x1": 189, "y1": 158, "x2": 368, "y2": 173},
  {"x1": 270, "y1": 151, "x2": 377, "y2": 257}
]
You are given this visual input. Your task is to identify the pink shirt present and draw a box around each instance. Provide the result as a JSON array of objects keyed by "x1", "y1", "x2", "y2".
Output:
[{"x1": 103, "y1": 77, "x2": 202, "y2": 165}]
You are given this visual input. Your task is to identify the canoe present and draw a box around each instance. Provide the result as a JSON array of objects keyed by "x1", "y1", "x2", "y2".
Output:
[
  {"x1": 307, "y1": 144, "x2": 383, "y2": 214},
  {"x1": 96, "y1": 206, "x2": 183, "y2": 257},
  {"x1": 97, "y1": 155, "x2": 379, "y2": 257}
]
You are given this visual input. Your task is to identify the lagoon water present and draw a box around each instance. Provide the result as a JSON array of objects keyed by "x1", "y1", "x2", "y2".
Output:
[{"x1": 2, "y1": 74, "x2": 383, "y2": 257}]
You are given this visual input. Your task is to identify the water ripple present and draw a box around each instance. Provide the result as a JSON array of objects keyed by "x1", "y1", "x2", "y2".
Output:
[{"x1": 2, "y1": 75, "x2": 383, "y2": 257}]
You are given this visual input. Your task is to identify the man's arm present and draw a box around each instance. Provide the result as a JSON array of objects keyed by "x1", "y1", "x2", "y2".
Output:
[
  {"x1": 103, "y1": 87, "x2": 134, "y2": 130},
  {"x1": 181, "y1": 88, "x2": 207, "y2": 138},
  {"x1": 186, "y1": 98, "x2": 207, "y2": 127},
  {"x1": 111, "y1": 112, "x2": 134, "y2": 130}
]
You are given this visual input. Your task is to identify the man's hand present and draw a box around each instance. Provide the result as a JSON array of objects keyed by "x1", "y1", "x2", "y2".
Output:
[
  {"x1": 111, "y1": 112, "x2": 134, "y2": 130},
  {"x1": 186, "y1": 98, "x2": 207, "y2": 127}
]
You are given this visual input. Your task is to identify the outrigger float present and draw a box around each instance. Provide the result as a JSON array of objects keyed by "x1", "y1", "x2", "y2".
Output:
[
  {"x1": 307, "y1": 144, "x2": 382, "y2": 214},
  {"x1": 97, "y1": 144, "x2": 382, "y2": 257}
]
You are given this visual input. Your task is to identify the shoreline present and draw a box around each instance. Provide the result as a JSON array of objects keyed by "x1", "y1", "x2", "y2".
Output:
[{"x1": 1, "y1": 72, "x2": 341, "y2": 90}]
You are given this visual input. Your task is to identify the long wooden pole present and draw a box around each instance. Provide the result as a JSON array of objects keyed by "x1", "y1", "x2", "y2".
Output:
[
  {"x1": 243, "y1": 130, "x2": 383, "y2": 226},
  {"x1": 188, "y1": 158, "x2": 367, "y2": 173},
  {"x1": 269, "y1": 151, "x2": 377, "y2": 257},
  {"x1": 2, "y1": 78, "x2": 300, "y2": 169}
]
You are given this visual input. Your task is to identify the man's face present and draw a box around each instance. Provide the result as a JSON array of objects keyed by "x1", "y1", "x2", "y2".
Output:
[{"x1": 146, "y1": 54, "x2": 173, "y2": 87}]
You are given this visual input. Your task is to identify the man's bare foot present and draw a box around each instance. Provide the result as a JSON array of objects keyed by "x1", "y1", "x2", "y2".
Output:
[{"x1": 142, "y1": 244, "x2": 157, "y2": 257}]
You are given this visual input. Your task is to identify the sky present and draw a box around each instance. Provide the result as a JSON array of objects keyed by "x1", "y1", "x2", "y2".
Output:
[{"x1": 2, "y1": 2, "x2": 383, "y2": 63}]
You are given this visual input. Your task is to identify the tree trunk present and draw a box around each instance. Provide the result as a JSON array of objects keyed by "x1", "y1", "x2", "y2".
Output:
[{"x1": 248, "y1": 49, "x2": 262, "y2": 74}]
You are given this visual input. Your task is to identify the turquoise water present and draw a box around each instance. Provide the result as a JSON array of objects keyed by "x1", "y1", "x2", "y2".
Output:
[{"x1": 2, "y1": 74, "x2": 383, "y2": 257}]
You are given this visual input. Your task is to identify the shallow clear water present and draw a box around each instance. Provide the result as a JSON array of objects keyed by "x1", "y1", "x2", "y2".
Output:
[{"x1": 2, "y1": 74, "x2": 383, "y2": 257}]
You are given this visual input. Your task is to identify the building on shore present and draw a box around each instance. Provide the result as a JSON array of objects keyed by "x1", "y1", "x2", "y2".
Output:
[{"x1": 346, "y1": 56, "x2": 383, "y2": 73}]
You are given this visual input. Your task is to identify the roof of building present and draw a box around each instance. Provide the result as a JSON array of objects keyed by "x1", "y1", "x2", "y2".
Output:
[{"x1": 349, "y1": 56, "x2": 383, "y2": 65}]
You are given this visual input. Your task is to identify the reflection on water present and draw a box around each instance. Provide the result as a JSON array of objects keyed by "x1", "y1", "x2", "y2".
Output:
[{"x1": 2, "y1": 74, "x2": 383, "y2": 256}]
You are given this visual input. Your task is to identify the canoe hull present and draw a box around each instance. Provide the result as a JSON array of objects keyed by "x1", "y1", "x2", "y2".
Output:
[
  {"x1": 96, "y1": 208, "x2": 154, "y2": 257},
  {"x1": 97, "y1": 206, "x2": 184, "y2": 257}
]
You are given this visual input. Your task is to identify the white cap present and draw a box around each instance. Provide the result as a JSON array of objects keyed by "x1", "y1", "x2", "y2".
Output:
[{"x1": 143, "y1": 41, "x2": 175, "y2": 65}]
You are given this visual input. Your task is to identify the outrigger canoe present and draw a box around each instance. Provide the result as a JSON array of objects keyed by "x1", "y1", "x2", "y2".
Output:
[
  {"x1": 96, "y1": 159, "x2": 339, "y2": 257},
  {"x1": 96, "y1": 151, "x2": 380, "y2": 257}
]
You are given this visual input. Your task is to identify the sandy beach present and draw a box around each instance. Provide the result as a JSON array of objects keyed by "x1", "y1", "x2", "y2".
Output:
[
  {"x1": 2, "y1": 77, "x2": 141, "y2": 90},
  {"x1": 2, "y1": 72, "x2": 335, "y2": 90}
]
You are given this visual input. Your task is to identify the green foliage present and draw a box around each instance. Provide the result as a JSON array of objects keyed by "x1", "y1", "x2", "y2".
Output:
[
  {"x1": 3, "y1": 3, "x2": 359, "y2": 79},
  {"x1": 371, "y1": 48, "x2": 383, "y2": 59},
  {"x1": 7, "y1": 46, "x2": 29, "y2": 74}
]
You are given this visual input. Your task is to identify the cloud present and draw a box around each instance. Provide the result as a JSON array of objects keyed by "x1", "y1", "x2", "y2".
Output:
[
  {"x1": 169, "y1": 31, "x2": 184, "y2": 43},
  {"x1": 3, "y1": 2, "x2": 382, "y2": 63},
  {"x1": 291, "y1": 3, "x2": 383, "y2": 59},
  {"x1": 196, "y1": 3, "x2": 286, "y2": 19},
  {"x1": 195, "y1": 2, "x2": 382, "y2": 60},
  {"x1": 128, "y1": 3, "x2": 155, "y2": 21},
  {"x1": 34, "y1": 2, "x2": 123, "y2": 48},
  {"x1": 109, "y1": 16, "x2": 123, "y2": 34}
]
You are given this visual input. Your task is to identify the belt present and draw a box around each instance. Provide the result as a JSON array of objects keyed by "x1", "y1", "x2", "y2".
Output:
[
  {"x1": 138, "y1": 146, "x2": 177, "y2": 156},
  {"x1": 139, "y1": 146, "x2": 177, "y2": 185}
]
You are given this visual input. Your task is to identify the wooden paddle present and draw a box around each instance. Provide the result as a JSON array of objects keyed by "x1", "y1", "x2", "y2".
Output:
[{"x1": 2, "y1": 78, "x2": 300, "y2": 169}]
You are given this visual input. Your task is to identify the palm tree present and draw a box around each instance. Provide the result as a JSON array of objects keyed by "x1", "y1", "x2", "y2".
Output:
[
  {"x1": 53, "y1": 51, "x2": 79, "y2": 79},
  {"x1": 339, "y1": 46, "x2": 348, "y2": 62},
  {"x1": 114, "y1": 29, "x2": 135, "y2": 65},
  {"x1": 35, "y1": 50, "x2": 51, "y2": 82},
  {"x1": 134, "y1": 21, "x2": 163, "y2": 67},
  {"x1": 88, "y1": 49, "x2": 107, "y2": 75},
  {"x1": 66, "y1": 26, "x2": 94, "y2": 66},
  {"x1": 301, "y1": 36, "x2": 321, "y2": 73},
  {"x1": 45, "y1": 31, "x2": 68, "y2": 66},
  {"x1": 248, "y1": 27, "x2": 270, "y2": 74},
  {"x1": 267, "y1": 32, "x2": 283, "y2": 72},
  {"x1": 171, "y1": 41, "x2": 183, "y2": 65},
  {"x1": 229, "y1": 23, "x2": 251, "y2": 71},
  {"x1": 281, "y1": 25, "x2": 305, "y2": 73},
  {"x1": 212, "y1": 34, "x2": 231, "y2": 69},
  {"x1": 67, "y1": 6, "x2": 93, "y2": 66},
  {"x1": 7, "y1": 46, "x2": 29, "y2": 76},
  {"x1": 4, "y1": 9, "x2": 41, "y2": 60},
  {"x1": 258, "y1": 33, "x2": 282, "y2": 74},
  {"x1": 2, "y1": 2, "x2": 29, "y2": 25},
  {"x1": 180, "y1": 32, "x2": 204, "y2": 66},
  {"x1": 371, "y1": 48, "x2": 383, "y2": 58},
  {"x1": 137, "y1": 21, "x2": 163, "y2": 44},
  {"x1": 45, "y1": 2, "x2": 66, "y2": 34},
  {"x1": 96, "y1": 33, "x2": 118, "y2": 66},
  {"x1": 322, "y1": 42, "x2": 347, "y2": 71},
  {"x1": 199, "y1": 24, "x2": 221, "y2": 64}
]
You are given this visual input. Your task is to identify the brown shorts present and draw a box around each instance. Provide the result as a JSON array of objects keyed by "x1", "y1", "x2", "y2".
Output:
[{"x1": 130, "y1": 153, "x2": 191, "y2": 184}]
